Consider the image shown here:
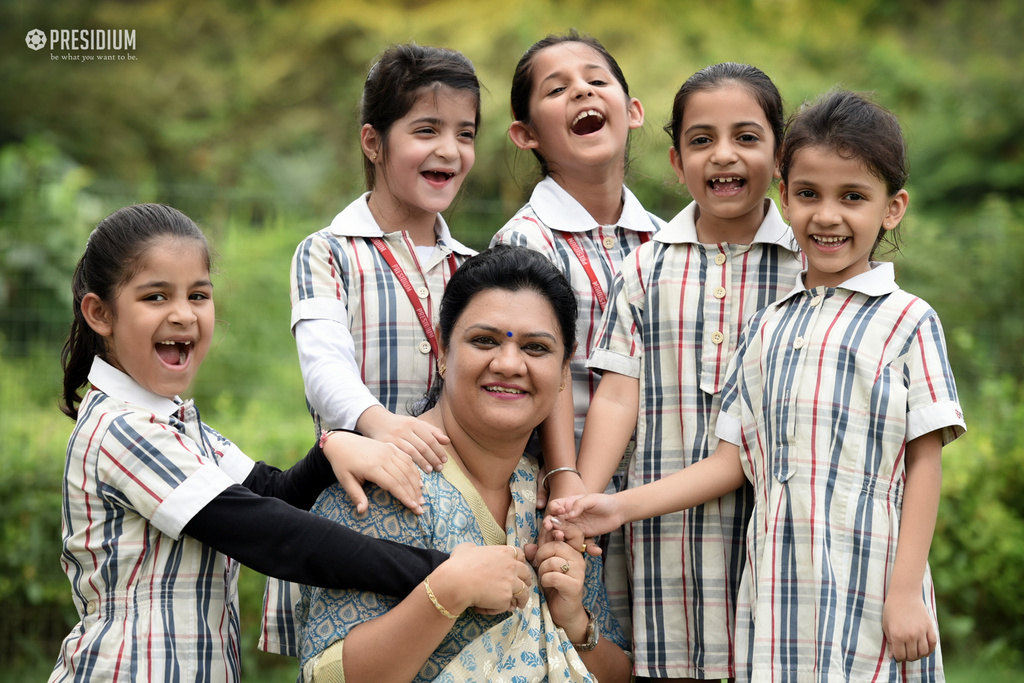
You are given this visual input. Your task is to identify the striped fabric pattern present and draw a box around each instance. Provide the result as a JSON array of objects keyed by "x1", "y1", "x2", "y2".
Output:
[
  {"x1": 490, "y1": 176, "x2": 663, "y2": 443},
  {"x1": 718, "y1": 262, "x2": 964, "y2": 682},
  {"x1": 290, "y1": 195, "x2": 473, "y2": 428},
  {"x1": 587, "y1": 200, "x2": 803, "y2": 678},
  {"x1": 49, "y1": 358, "x2": 256, "y2": 683}
]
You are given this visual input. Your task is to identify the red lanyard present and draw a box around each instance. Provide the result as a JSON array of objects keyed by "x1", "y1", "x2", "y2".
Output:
[
  {"x1": 562, "y1": 231, "x2": 652, "y2": 312},
  {"x1": 369, "y1": 237, "x2": 457, "y2": 358}
]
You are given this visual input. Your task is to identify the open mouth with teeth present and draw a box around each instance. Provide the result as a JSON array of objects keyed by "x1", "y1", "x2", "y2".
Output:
[
  {"x1": 811, "y1": 235, "x2": 850, "y2": 248},
  {"x1": 484, "y1": 385, "x2": 526, "y2": 396},
  {"x1": 571, "y1": 110, "x2": 605, "y2": 135},
  {"x1": 708, "y1": 176, "x2": 746, "y2": 193},
  {"x1": 156, "y1": 340, "x2": 192, "y2": 366},
  {"x1": 422, "y1": 170, "x2": 455, "y2": 184}
]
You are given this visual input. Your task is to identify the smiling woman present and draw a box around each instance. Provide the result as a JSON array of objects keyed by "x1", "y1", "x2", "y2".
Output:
[{"x1": 294, "y1": 246, "x2": 632, "y2": 683}]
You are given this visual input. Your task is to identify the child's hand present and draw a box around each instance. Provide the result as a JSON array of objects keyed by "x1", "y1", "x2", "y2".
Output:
[
  {"x1": 545, "y1": 493, "x2": 623, "y2": 539},
  {"x1": 357, "y1": 407, "x2": 449, "y2": 473},
  {"x1": 882, "y1": 588, "x2": 938, "y2": 662},
  {"x1": 321, "y1": 430, "x2": 425, "y2": 515},
  {"x1": 541, "y1": 515, "x2": 601, "y2": 557}
]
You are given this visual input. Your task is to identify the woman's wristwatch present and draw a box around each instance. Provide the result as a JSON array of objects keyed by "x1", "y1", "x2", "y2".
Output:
[{"x1": 571, "y1": 608, "x2": 600, "y2": 651}]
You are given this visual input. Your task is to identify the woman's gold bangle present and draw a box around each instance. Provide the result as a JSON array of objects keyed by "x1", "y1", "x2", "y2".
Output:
[{"x1": 424, "y1": 577, "x2": 460, "y2": 620}]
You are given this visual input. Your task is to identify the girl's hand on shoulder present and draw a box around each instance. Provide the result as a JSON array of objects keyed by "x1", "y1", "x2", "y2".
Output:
[
  {"x1": 545, "y1": 493, "x2": 623, "y2": 539},
  {"x1": 321, "y1": 430, "x2": 425, "y2": 515},
  {"x1": 357, "y1": 407, "x2": 449, "y2": 473},
  {"x1": 533, "y1": 540, "x2": 589, "y2": 640},
  {"x1": 431, "y1": 543, "x2": 532, "y2": 616},
  {"x1": 882, "y1": 587, "x2": 938, "y2": 662}
]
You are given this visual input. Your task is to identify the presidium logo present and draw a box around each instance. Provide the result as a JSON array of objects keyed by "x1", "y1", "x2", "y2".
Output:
[{"x1": 25, "y1": 28, "x2": 138, "y2": 61}]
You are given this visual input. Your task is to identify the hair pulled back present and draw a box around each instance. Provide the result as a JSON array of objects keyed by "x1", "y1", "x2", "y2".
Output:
[
  {"x1": 412, "y1": 245, "x2": 577, "y2": 414},
  {"x1": 60, "y1": 203, "x2": 209, "y2": 419},
  {"x1": 360, "y1": 43, "x2": 480, "y2": 189},
  {"x1": 509, "y1": 29, "x2": 632, "y2": 177},
  {"x1": 779, "y1": 89, "x2": 908, "y2": 254},
  {"x1": 665, "y1": 62, "x2": 785, "y2": 157}
]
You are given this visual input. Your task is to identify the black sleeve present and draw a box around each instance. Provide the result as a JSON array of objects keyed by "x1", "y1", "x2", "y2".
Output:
[
  {"x1": 241, "y1": 442, "x2": 336, "y2": 510},
  {"x1": 182, "y1": 484, "x2": 448, "y2": 596}
]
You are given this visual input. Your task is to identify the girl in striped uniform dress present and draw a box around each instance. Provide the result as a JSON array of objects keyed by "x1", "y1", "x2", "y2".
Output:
[
  {"x1": 489, "y1": 30, "x2": 664, "y2": 641},
  {"x1": 575, "y1": 64, "x2": 803, "y2": 681},
  {"x1": 261, "y1": 43, "x2": 484, "y2": 656},
  {"x1": 552, "y1": 90, "x2": 965, "y2": 682}
]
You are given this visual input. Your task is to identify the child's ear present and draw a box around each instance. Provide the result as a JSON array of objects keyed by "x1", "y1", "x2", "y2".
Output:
[
  {"x1": 882, "y1": 189, "x2": 910, "y2": 230},
  {"x1": 668, "y1": 146, "x2": 686, "y2": 186},
  {"x1": 508, "y1": 121, "x2": 539, "y2": 151},
  {"x1": 360, "y1": 123, "x2": 382, "y2": 163},
  {"x1": 81, "y1": 293, "x2": 113, "y2": 338},
  {"x1": 627, "y1": 97, "x2": 645, "y2": 130}
]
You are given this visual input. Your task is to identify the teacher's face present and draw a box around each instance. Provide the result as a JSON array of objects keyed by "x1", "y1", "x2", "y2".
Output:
[{"x1": 439, "y1": 287, "x2": 569, "y2": 441}]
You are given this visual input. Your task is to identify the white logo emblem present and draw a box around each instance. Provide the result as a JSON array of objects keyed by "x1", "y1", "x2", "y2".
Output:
[{"x1": 26, "y1": 29, "x2": 47, "y2": 51}]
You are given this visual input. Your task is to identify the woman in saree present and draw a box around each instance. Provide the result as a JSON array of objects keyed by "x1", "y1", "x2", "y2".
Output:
[{"x1": 295, "y1": 245, "x2": 631, "y2": 682}]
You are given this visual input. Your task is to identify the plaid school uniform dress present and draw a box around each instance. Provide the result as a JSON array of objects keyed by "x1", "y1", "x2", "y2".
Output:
[
  {"x1": 50, "y1": 358, "x2": 257, "y2": 683},
  {"x1": 260, "y1": 194, "x2": 474, "y2": 655},
  {"x1": 716, "y1": 262, "x2": 965, "y2": 682},
  {"x1": 490, "y1": 175, "x2": 664, "y2": 636},
  {"x1": 588, "y1": 200, "x2": 803, "y2": 678}
]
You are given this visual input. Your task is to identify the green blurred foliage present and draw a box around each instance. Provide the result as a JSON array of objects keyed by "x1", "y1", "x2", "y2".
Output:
[{"x1": 1, "y1": 0, "x2": 1022, "y2": 676}]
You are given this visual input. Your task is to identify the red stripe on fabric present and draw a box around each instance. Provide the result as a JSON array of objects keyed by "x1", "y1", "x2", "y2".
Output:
[
  {"x1": 106, "y1": 447, "x2": 163, "y2": 502},
  {"x1": 370, "y1": 237, "x2": 441, "y2": 358}
]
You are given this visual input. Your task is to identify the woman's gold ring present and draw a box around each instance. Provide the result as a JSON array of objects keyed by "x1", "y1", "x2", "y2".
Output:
[
  {"x1": 511, "y1": 546, "x2": 519, "y2": 561},
  {"x1": 512, "y1": 581, "x2": 526, "y2": 596},
  {"x1": 579, "y1": 543, "x2": 587, "y2": 555},
  {"x1": 560, "y1": 561, "x2": 571, "y2": 574}
]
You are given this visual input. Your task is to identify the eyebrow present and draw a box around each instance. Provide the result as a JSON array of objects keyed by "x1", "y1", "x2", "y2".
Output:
[
  {"x1": 135, "y1": 278, "x2": 214, "y2": 290},
  {"x1": 409, "y1": 115, "x2": 477, "y2": 130},
  {"x1": 538, "y1": 63, "x2": 609, "y2": 87},
  {"x1": 465, "y1": 323, "x2": 557, "y2": 343},
  {"x1": 683, "y1": 121, "x2": 767, "y2": 137},
  {"x1": 790, "y1": 178, "x2": 875, "y2": 192}
]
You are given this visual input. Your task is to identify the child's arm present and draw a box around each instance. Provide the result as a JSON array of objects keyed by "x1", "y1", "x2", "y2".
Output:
[
  {"x1": 296, "y1": 319, "x2": 449, "y2": 473},
  {"x1": 536, "y1": 390, "x2": 586, "y2": 509},
  {"x1": 882, "y1": 430, "x2": 943, "y2": 662},
  {"x1": 183, "y1": 484, "x2": 449, "y2": 596},
  {"x1": 575, "y1": 371, "x2": 639, "y2": 494},
  {"x1": 549, "y1": 440, "x2": 747, "y2": 538}
]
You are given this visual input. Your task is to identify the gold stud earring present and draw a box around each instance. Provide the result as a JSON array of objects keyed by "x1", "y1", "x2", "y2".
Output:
[
  {"x1": 559, "y1": 383, "x2": 565, "y2": 392},
  {"x1": 439, "y1": 364, "x2": 446, "y2": 378}
]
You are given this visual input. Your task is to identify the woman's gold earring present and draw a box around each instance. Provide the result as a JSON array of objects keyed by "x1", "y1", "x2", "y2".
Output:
[
  {"x1": 439, "y1": 364, "x2": 446, "y2": 379},
  {"x1": 559, "y1": 383, "x2": 565, "y2": 392}
]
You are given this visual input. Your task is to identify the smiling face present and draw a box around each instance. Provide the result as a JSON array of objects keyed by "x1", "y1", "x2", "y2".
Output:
[
  {"x1": 509, "y1": 41, "x2": 643, "y2": 178},
  {"x1": 669, "y1": 83, "x2": 777, "y2": 243},
  {"x1": 362, "y1": 85, "x2": 478, "y2": 236},
  {"x1": 780, "y1": 145, "x2": 909, "y2": 289},
  {"x1": 437, "y1": 287, "x2": 569, "y2": 442},
  {"x1": 83, "y1": 237, "x2": 214, "y2": 399}
]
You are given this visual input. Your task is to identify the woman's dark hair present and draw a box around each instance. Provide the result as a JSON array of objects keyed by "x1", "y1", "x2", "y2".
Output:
[
  {"x1": 664, "y1": 62, "x2": 785, "y2": 158},
  {"x1": 60, "y1": 204, "x2": 210, "y2": 419},
  {"x1": 361, "y1": 43, "x2": 481, "y2": 189},
  {"x1": 509, "y1": 29, "x2": 633, "y2": 177},
  {"x1": 412, "y1": 245, "x2": 578, "y2": 414},
  {"x1": 779, "y1": 89, "x2": 908, "y2": 256}
]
